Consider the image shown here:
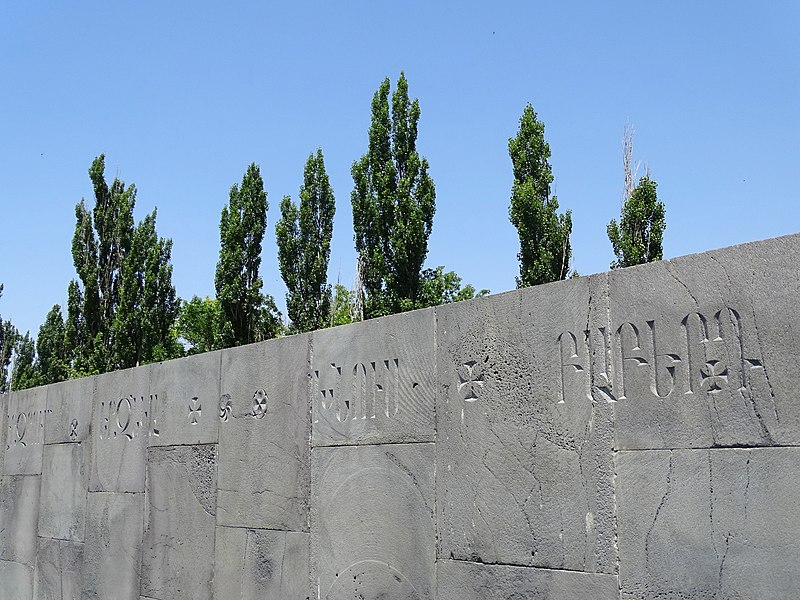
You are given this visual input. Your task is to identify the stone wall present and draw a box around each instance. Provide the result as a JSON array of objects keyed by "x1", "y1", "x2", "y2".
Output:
[{"x1": 2, "y1": 233, "x2": 799, "y2": 599}]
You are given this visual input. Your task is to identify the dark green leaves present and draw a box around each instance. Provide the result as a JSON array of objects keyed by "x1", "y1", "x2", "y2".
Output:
[
  {"x1": 508, "y1": 104, "x2": 573, "y2": 287},
  {"x1": 607, "y1": 176, "x2": 665, "y2": 269}
]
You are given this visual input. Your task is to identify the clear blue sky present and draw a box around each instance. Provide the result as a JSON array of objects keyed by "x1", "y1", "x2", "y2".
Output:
[{"x1": 1, "y1": 2, "x2": 798, "y2": 337}]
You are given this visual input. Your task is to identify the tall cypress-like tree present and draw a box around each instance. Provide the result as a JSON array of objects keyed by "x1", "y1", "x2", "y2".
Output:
[
  {"x1": 276, "y1": 149, "x2": 336, "y2": 333},
  {"x1": 351, "y1": 73, "x2": 436, "y2": 317},
  {"x1": 215, "y1": 163, "x2": 281, "y2": 346},
  {"x1": 0, "y1": 284, "x2": 18, "y2": 393},
  {"x1": 35, "y1": 305, "x2": 68, "y2": 385},
  {"x1": 70, "y1": 155, "x2": 179, "y2": 373},
  {"x1": 508, "y1": 104, "x2": 573, "y2": 287},
  {"x1": 607, "y1": 176, "x2": 665, "y2": 268},
  {"x1": 10, "y1": 332, "x2": 37, "y2": 391}
]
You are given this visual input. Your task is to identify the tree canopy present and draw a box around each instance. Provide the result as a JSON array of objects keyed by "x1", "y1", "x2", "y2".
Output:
[
  {"x1": 276, "y1": 150, "x2": 336, "y2": 333},
  {"x1": 607, "y1": 175, "x2": 665, "y2": 269},
  {"x1": 508, "y1": 104, "x2": 573, "y2": 287},
  {"x1": 351, "y1": 73, "x2": 436, "y2": 317}
]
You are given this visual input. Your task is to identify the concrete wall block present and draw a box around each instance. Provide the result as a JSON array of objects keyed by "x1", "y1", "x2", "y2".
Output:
[
  {"x1": 311, "y1": 309, "x2": 436, "y2": 446},
  {"x1": 617, "y1": 447, "x2": 800, "y2": 598},
  {"x1": 38, "y1": 442, "x2": 89, "y2": 542},
  {"x1": 141, "y1": 444, "x2": 217, "y2": 600},
  {"x1": 89, "y1": 365, "x2": 153, "y2": 493},
  {"x1": 436, "y1": 277, "x2": 616, "y2": 573},
  {"x1": 311, "y1": 443, "x2": 435, "y2": 600},
  {"x1": 216, "y1": 335, "x2": 311, "y2": 531},
  {"x1": 213, "y1": 526, "x2": 309, "y2": 599},
  {"x1": 149, "y1": 351, "x2": 222, "y2": 447},
  {"x1": 82, "y1": 492, "x2": 143, "y2": 600},
  {"x1": 4, "y1": 387, "x2": 48, "y2": 476}
]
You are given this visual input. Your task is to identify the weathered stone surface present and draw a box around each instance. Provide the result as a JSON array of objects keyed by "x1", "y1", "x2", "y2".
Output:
[
  {"x1": 0, "y1": 560, "x2": 33, "y2": 600},
  {"x1": 436, "y1": 559, "x2": 619, "y2": 599},
  {"x1": 89, "y1": 365, "x2": 152, "y2": 493},
  {"x1": 82, "y1": 491, "x2": 143, "y2": 600},
  {"x1": 38, "y1": 442, "x2": 88, "y2": 542},
  {"x1": 216, "y1": 335, "x2": 310, "y2": 531},
  {"x1": 4, "y1": 387, "x2": 48, "y2": 475},
  {"x1": 436, "y1": 278, "x2": 616, "y2": 573},
  {"x1": 149, "y1": 351, "x2": 221, "y2": 447},
  {"x1": 44, "y1": 377, "x2": 93, "y2": 444},
  {"x1": 311, "y1": 443, "x2": 435, "y2": 600},
  {"x1": 141, "y1": 444, "x2": 217, "y2": 600},
  {"x1": 33, "y1": 537, "x2": 83, "y2": 600},
  {"x1": 311, "y1": 309, "x2": 436, "y2": 446},
  {"x1": 617, "y1": 447, "x2": 800, "y2": 599},
  {"x1": 0, "y1": 475, "x2": 40, "y2": 565},
  {"x1": 213, "y1": 526, "x2": 309, "y2": 599},
  {"x1": 610, "y1": 235, "x2": 800, "y2": 450}
]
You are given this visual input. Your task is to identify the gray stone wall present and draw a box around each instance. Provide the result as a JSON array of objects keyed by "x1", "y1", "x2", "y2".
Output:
[{"x1": 2, "y1": 233, "x2": 799, "y2": 599}]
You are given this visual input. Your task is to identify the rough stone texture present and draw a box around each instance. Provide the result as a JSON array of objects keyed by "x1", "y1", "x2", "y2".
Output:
[
  {"x1": 0, "y1": 475, "x2": 40, "y2": 566},
  {"x1": 216, "y1": 335, "x2": 310, "y2": 531},
  {"x1": 0, "y1": 233, "x2": 796, "y2": 600},
  {"x1": 141, "y1": 444, "x2": 217, "y2": 600},
  {"x1": 0, "y1": 559, "x2": 34, "y2": 600},
  {"x1": 33, "y1": 537, "x2": 83, "y2": 600},
  {"x1": 44, "y1": 377, "x2": 94, "y2": 444},
  {"x1": 38, "y1": 442, "x2": 88, "y2": 542},
  {"x1": 436, "y1": 277, "x2": 616, "y2": 573},
  {"x1": 311, "y1": 309, "x2": 436, "y2": 446},
  {"x1": 82, "y1": 491, "x2": 143, "y2": 600},
  {"x1": 149, "y1": 351, "x2": 221, "y2": 447},
  {"x1": 4, "y1": 387, "x2": 48, "y2": 476},
  {"x1": 311, "y1": 443, "x2": 435, "y2": 600},
  {"x1": 89, "y1": 365, "x2": 152, "y2": 493},
  {"x1": 436, "y1": 559, "x2": 620, "y2": 599},
  {"x1": 213, "y1": 526, "x2": 309, "y2": 599},
  {"x1": 618, "y1": 447, "x2": 800, "y2": 599},
  {"x1": 610, "y1": 235, "x2": 800, "y2": 450}
]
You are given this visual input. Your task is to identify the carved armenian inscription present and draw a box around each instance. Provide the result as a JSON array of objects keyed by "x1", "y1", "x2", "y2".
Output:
[
  {"x1": 557, "y1": 307, "x2": 773, "y2": 408},
  {"x1": 312, "y1": 358, "x2": 406, "y2": 424},
  {"x1": 98, "y1": 394, "x2": 159, "y2": 440},
  {"x1": 5, "y1": 408, "x2": 51, "y2": 450}
]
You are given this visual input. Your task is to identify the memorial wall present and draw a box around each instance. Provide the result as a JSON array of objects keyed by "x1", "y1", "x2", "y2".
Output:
[{"x1": 1, "y1": 233, "x2": 799, "y2": 599}]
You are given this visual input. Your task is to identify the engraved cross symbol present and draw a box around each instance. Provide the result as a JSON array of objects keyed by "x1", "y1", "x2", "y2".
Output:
[
  {"x1": 701, "y1": 360, "x2": 728, "y2": 393},
  {"x1": 457, "y1": 360, "x2": 485, "y2": 402},
  {"x1": 188, "y1": 397, "x2": 202, "y2": 425},
  {"x1": 69, "y1": 419, "x2": 78, "y2": 440},
  {"x1": 252, "y1": 389, "x2": 268, "y2": 419}
]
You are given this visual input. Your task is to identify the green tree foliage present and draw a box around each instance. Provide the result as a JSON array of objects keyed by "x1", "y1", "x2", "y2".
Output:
[
  {"x1": 177, "y1": 296, "x2": 223, "y2": 355},
  {"x1": 35, "y1": 305, "x2": 68, "y2": 385},
  {"x1": 11, "y1": 332, "x2": 37, "y2": 391},
  {"x1": 607, "y1": 176, "x2": 665, "y2": 269},
  {"x1": 70, "y1": 155, "x2": 180, "y2": 373},
  {"x1": 215, "y1": 163, "x2": 281, "y2": 346},
  {"x1": 351, "y1": 73, "x2": 436, "y2": 318},
  {"x1": 417, "y1": 266, "x2": 489, "y2": 308},
  {"x1": 276, "y1": 150, "x2": 336, "y2": 333},
  {"x1": 0, "y1": 284, "x2": 18, "y2": 393},
  {"x1": 328, "y1": 284, "x2": 355, "y2": 327},
  {"x1": 508, "y1": 104, "x2": 573, "y2": 287},
  {"x1": 112, "y1": 210, "x2": 180, "y2": 366}
]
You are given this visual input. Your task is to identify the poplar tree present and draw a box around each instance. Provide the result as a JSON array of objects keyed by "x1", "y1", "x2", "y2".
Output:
[
  {"x1": 10, "y1": 332, "x2": 37, "y2": 391},
  {"x1": 276, "y1": 149, "x2": 336, "y2": 333},
  {"x1": 70, "y1": 155, "x2": 179, "y2": 373},
  {"x1": 508, "y1": 104, "x2": 572, "y2": 287},
  {"x1": 351, "y1": 73, "x2": 436, "y2": 317},
  {"x1": 607, "y1": 176, "x2": 665, "y2": 268},
  {"x1": 0, "y1": 285, "x2": 18, "y2": 393},
  {"x1": 35, "y1": 305, "x2": 68, "y2": 385},
  {"x1": 215, "y1": 163, "x2": 281, "y2": 346}
]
